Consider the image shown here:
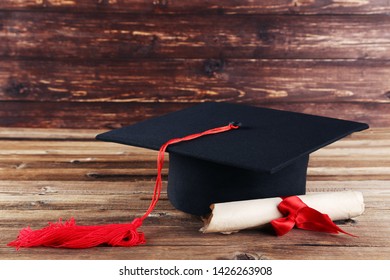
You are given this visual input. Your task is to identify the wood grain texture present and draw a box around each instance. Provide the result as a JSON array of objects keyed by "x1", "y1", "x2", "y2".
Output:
[
  {"x1": 1, "y1": 0, "x2": 389, "y2": 15},
  {"x1": 2, "y1": 59, "x2": 390, "y2": 103},
  {"x1": 1, "y1": 13, "x2": 390, "y2": 60},
  {"x1": 0, "y1": 1, "x2": 389, "y2": 260},
  {"x1": 0, "y1": 4, "x2": 389, "y2": 129},
  {"x1": 0, "y1": 128, "x2": 389, "y2": 260},
  {"x1": 0, "y1": 101, "x2": 388, "y2": 129},
  {"x1": 1, "y1": 58, "x2": 389, "y2": 128}
]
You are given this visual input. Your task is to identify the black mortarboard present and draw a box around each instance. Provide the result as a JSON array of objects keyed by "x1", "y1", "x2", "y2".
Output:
[{"x1": 96, "y1": 102, "x2": 369, "y2": 216}]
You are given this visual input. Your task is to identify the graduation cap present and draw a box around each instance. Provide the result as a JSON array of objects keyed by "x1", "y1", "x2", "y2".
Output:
[
  {"x1": 8, "y1": 102, "x2": 369, "y2": 249},
  {"x1": 96, "y1": 102, "x2": 369, "y2": 216}
]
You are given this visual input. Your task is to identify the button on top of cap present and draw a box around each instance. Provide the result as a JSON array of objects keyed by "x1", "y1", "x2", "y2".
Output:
[{"x1": 229, "y1": 121, "x2": 242, "y2": 127}]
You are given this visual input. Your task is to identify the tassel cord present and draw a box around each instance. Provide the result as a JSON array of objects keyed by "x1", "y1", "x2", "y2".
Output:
[{"x1": 140, "y1": 123, "x2": 239, "y2": 221}]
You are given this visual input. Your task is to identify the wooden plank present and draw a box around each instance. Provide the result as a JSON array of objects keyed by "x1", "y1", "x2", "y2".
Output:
[
  {"x1": 1, "y1": 209, "x2": 389, "y2": 247},
  {"x1": 0, "y1": 168, "x2": 386, "y2": 182},
  {"x1": 0, "y1": 154, "x2": 158, "y2": 163},
  {"x1": 2, "y1": 59, "x2": 390, "y2": 103},
  {"x1": 0, "y1": 154, "x2": 388, "y2": 169},
  {"x1": 0, "y1": 180, "x2": 388, "y2": 212},
  {"x1": 0, "y1": 102, "x2": 185, "y2": 129},
  {"x1": 0, "y1": 101, "x2": 387, "y2": 128},
  {"x1": 0, "y1": 190, "x2": 387, "y2": 223},
  {"x1": 1, "y1": 179, "x2": 387, "y2": 196},
  {"x1": 18, "y1": 151, "x2": 390, "y2": 171},
  {"x1": 0, "y1": 159, "x2": 388, "y2": 180},
  {"x1": 0, "y1": 0, "x2": 389, "y2": 15},
  {"x1": 1, "y1": 244, "x2": 389, "y2": 260},
  {"x1": 0, "y1": 149, "x2": 387, "y2": 167},
  {"x1": 0, "y1": 193, "x2": 174, "y2": 211},
  {"x1": 1, "y1": 58, "x2": 388, "y2": 127},
  {"x1": 1, "y1": 13, "x2": 390, "y2": 59},
  {"x1": 0, "y1": 128, "x2": 103, "y2": 140}
]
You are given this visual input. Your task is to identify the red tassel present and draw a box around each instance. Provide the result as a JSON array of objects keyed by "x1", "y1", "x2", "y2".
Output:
[
  {"x1": 8, "y1": 123, "x2": 239, "y2": 249},
  {"x1": 8, "y1": 218, "x2": 144, "y2": 249}
]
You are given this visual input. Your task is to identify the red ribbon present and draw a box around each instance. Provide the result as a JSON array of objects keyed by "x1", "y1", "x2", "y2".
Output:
[{"x1": 271, "y1": 196, "x2": 356, "y2": 237}]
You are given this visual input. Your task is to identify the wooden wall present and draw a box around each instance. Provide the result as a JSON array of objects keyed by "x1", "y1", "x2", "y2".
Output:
[{"x1": 0, "y1": 0, "x2": 389, "y2": 129}]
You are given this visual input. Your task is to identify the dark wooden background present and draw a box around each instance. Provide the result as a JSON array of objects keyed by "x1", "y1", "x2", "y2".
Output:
[
  {"x1": 0, "y1": 0, "x2": 390, "y2": 129},
  {"x1": 1, "y1": 1, "x2": 390, "y2": 261}
]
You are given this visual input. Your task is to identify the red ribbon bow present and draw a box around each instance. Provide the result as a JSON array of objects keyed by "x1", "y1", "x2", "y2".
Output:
[{"x1": 271, "y1": 196, "x2": 356, "y2": 237}]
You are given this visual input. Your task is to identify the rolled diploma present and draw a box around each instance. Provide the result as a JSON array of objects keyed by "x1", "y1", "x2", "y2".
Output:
[{"x1": 201, "y1": 191, "x2": 364, "y2": 233}]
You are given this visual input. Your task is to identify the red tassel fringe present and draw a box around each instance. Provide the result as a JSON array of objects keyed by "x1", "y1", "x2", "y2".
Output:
[{"x1": 8, "y1": 218, "x2": 145, "y2": 249}]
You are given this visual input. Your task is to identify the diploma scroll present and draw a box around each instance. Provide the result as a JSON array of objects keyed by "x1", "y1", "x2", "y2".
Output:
[{"x1": 201, "y1": 191, "x2": 364, "y2": 234}]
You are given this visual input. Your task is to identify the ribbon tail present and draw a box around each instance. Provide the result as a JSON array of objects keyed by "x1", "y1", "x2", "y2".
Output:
[{"x1": 296, "y1": 207, "x2": 357, "y2": 237}]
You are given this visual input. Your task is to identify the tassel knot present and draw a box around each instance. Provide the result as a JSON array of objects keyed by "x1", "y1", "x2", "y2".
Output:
[{"x1": 131, "y1": 217, "x2": 143, "y2": 227}]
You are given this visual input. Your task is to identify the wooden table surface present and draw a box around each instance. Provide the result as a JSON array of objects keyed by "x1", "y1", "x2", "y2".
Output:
[{"x1": 0, "y1": 127, "x2": 389, "y2": 260}]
